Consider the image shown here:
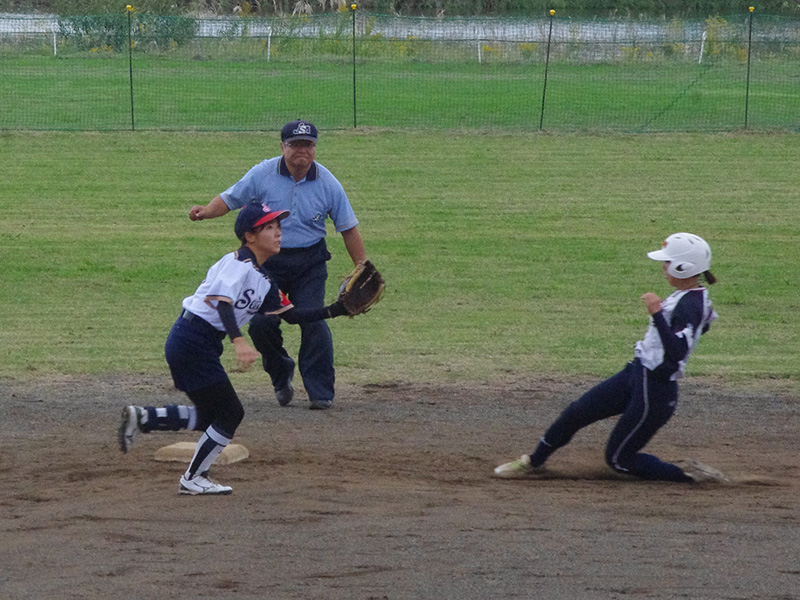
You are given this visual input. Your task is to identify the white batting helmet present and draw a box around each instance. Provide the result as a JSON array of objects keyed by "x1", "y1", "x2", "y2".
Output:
[{"x1": 647, "y1": 233, "x2": 712, "y2": 279}]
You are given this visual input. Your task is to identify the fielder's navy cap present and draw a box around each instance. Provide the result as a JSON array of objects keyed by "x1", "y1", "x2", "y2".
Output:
[
  {"x1": 281, "y1": 120, "x2": 318, "y2": 143},
  {"x1": 235, "y1": 202, "x2": 289, "y2": 241}
]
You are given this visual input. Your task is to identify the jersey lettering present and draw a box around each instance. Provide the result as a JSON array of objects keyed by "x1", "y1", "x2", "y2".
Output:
[
  {"x1": 235, "y1": 288, "x2": 264, "y2": 312},
  {"x1": 234, "y1": 289, "x2": 255, "y2": 309}
]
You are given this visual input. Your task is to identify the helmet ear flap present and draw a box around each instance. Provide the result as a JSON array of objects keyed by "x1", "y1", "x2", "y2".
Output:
[{"x1": 668, "y1": 261, "x2": 696, "y2": 278}]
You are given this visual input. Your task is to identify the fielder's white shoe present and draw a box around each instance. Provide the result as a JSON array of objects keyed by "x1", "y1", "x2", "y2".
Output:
[
  {"x1": 493, "y1": 454, "x2": 543, "y2": 479},
  {"x1": 179, "y1": 474, "x2": 233, "y2": 496},
  {"x1": 680, "y1": 460, "x2": 729, "y2": 484},
  {"x1": 118, "y1": 405, "x2": 146, "y2": 453}
]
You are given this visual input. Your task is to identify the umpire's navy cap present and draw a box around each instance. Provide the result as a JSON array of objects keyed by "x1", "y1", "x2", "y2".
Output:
[
  {"x1": 281, "y1": 120, "x2": 318, "y2": 143},
  {"x1": 235, "y1": 202, "x2": 290, "y2": 241}
]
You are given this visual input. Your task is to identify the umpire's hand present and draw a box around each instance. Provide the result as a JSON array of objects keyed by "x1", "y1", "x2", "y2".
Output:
[{"x1": 189, "y1": 205, "x2": 209, "y2": 221}]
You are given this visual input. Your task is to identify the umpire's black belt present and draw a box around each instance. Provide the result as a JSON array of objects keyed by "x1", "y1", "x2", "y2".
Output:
[{"x1": 276, "y1": 238, "x2": 327, "y2": 255}]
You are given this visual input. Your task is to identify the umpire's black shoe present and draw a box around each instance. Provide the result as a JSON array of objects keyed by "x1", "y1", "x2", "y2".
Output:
[
  {"x1": 273, "y1": 357, "x2": 295, "y2": 406},
  {"x1": 275, "y1": 376, "x2": 294, "y2": 407}
]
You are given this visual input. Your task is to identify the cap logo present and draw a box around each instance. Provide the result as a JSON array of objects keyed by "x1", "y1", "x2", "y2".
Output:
[{"x1": 293, "y1": 122, "x2": 313, "y2": 136}]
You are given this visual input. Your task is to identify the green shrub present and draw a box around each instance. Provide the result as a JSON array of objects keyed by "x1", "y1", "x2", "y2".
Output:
[
  {"x1": 58, "y1": 14, "x2": 128, "y2": 51},
  {"x1": 135, "y1": 15, "x2": 197, "y2": 49},
  {"x1": 57, "y1": 13, "x2": 198, "y2": 52}
]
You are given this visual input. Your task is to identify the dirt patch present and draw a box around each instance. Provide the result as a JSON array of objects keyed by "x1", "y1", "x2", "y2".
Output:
[{"x1": 2, "y1": 374, "x2": 798, "y2": 600}]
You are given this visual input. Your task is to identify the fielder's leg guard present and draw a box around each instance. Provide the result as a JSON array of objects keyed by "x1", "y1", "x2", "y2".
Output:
[{"x1": 143, "y1": 405, "x2": 197, "y2": 432}]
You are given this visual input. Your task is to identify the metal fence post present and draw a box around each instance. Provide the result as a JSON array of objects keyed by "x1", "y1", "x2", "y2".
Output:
[
  {"x1": 540, "y1": 9, "x2": 555, "y2": 130},
  {"x1": 745, "y1": 6, "x2": 755, "y2": 129},
  {"x1": 351, "y1": 4, "x2": 357, "y2": 129},
  {"x1": 127, "y1": 5, "x2": 135, "y2": 131}
]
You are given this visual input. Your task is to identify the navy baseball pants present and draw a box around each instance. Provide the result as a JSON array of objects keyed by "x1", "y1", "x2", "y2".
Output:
[
  {"x1": 161, "y1": 313, "x2": 245, "y2": 437},
  {"x1": 530, "y1": 359, "x2": 690, "y2": 482}
]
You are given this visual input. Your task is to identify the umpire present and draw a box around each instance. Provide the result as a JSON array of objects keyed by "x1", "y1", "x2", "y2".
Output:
[{"x1": 189, "y1": 120, "x2": 367, "y2": 410}]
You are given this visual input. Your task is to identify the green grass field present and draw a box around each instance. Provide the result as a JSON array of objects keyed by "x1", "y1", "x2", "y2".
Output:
[
  {"x1": 1, "y1": 130, "x2": 798, "y2": 388},
  {"x1": 2, "y1": 53, "x2": 799, "y2": 131}
]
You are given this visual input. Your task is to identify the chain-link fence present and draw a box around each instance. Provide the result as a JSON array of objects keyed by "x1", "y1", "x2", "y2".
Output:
[{"x1": 1, "y1": 10, "x2": 798, "y2": 131}]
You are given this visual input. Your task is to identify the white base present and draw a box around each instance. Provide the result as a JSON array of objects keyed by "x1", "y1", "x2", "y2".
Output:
[{"x1": 154, "y1": 442, "x2": 249, "y2": 465}]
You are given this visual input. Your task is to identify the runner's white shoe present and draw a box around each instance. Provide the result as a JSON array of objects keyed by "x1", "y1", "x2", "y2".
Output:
[
  {"x1": 179, "y1": 474, "x2": 233, "y2": 495},
  {"x1": 680, "y1": 460, "x2": 729, "y2": 483},
  {"x1": 493, "y1": 454, "x2": 543, "y2": 479},
  {"x1": 118, "y1": 405, "x2": 146, "y2": 453}
]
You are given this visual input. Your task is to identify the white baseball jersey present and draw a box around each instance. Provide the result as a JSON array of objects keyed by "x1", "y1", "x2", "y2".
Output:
[
  {"x1": 634, "y1": 287, "x2": 717, "y2": 380},
  {"x1": 181, "y1": 251, "x2": 281, "y2": 331}
]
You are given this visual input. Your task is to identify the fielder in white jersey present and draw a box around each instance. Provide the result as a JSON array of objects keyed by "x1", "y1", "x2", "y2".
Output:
[
  {"x1": 116, "y1": 203, "x2": 353, "y2": 496},
  {"x1": 495, "y1": 233, "x2": 725, "y2": 484}
]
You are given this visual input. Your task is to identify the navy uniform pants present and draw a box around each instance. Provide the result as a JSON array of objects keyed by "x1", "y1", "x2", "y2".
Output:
[
  {"x1": 163, "y1": 313, "x2": 244, "y2": 437},
  {"x1": 249, "y1": 239, "x2": 335, "y2": 404},
  {"x1": 532, "y1": 358, "x2": 690, "y2": 482}
]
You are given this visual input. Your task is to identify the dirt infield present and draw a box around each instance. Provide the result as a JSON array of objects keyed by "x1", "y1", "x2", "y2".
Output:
[{"x1": 2, "y1": 374, "x2": 798, "y2": 600}]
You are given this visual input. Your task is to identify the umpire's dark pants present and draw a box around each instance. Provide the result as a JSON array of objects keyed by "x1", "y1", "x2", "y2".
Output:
[{"x1": 249, "y1": 239, "x2": 335, "y2": 404}]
